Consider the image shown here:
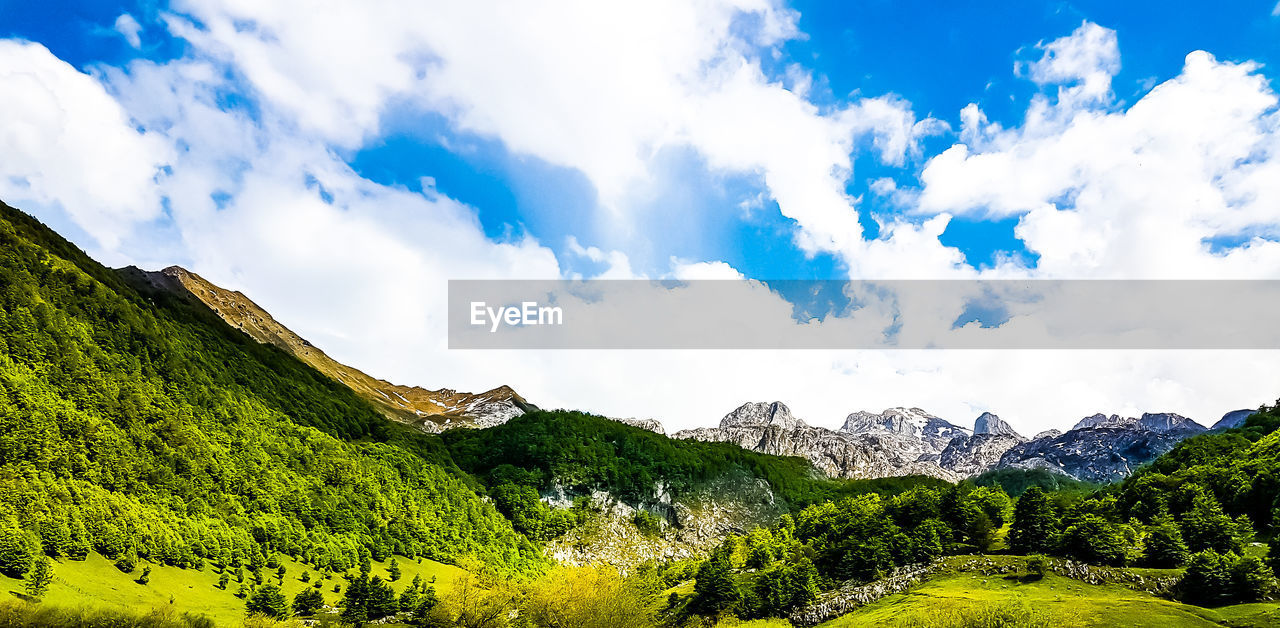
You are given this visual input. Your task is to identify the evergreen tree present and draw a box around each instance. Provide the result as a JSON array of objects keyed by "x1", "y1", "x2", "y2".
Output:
[
  {"x1": 246, "y1": 584, "x2": 290, "y2": 619},
  {"x1": 293, "y1": 587, "x2": 325, "y2": 616},
  {"x1": 218, "y1": 572, "x2": 230, "y2": 590},
  {"x1": 0, "y1": 521, "x2": 32, "y2": 579},
  {"x1": 136, "y1": 565, "x2": 151, "y2": 585},
  {"x1": 24, "y1": 555, "x2": 53, "y2": 599},
  {"x1": 1009, "y1": 487, "x2": 1058, "y2": 555},
  {"x1": 692, "y1": 541, "x2": 740, "y2": 615},
  {"x1": 367, "y1": 575, "x2": 400, "y2": 619},
  {"x1": 340, "y1": 572, "x2": 371, "y2": 624},
  {"x1": 388, "y1": 557, "x2": 401, "y2": 581}
]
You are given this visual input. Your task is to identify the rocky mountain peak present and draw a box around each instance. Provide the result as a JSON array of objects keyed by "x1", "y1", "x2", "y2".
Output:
[
  {"x1": 719, "y1": 401, "x2": 806, "y2": 430},
  {"x1": 1137, "y1": 412, "x2": 1204, "y2": 434},
  {"x1": 974, "y1": 412, "x2": 1023, "y2": 439},
  {"x1": 1071, "y1": 413, "x2": 1135, "y2": 430},
  {"x1": 840, "y1": 407, "x2": 970, "y2": 440}
]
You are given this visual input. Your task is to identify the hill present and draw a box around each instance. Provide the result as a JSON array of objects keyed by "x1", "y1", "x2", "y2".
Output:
[
  {"x1": 120, "y1": 264, "x2": 532, "y2": 431},
  {"x1": 0, "y1": 200, "x2": 541, "y2": 581}
]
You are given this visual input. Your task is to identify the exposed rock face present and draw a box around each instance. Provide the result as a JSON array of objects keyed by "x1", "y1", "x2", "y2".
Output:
[
  {"x1": 674, "y1": 403, "x2": 963, "y2": 482},
  {"x1": 608, "y1": 417, "x2": 666, "y2": 434},
  {"x1": 996, "y1": 418, "x2": 1204, "y2": 483},
  {"x1": 1212, "y1": 409, "x2": 1255, "y2": 430},
  {"x1": 974, "y1": 412, "x2": 1022, "y2": 439},
  {"x1": 721, "y1": 401, "x2": 806, "y2": 430},
  {"x1": 1033, "y1": 429, "x2": 1063, "y2": 440},
  {"x1": 840, "y1": 407, "x2": 970, "y2": 452},
  {"x1": 120, "y1": 265, "x2": 533, "y2": 431},
  {"x1": 543, "y1": 474, "x2": 783, "y2": 568},
  {"x1": 1136, "y1": 412, "x2": 1204, "y2": 433},
  {"x1": 939, "y1": 434, "x2": 1024, "y2": 476},
  {"x1": 1072, "y1": 413, "x2": 1133, "y2": 430}
]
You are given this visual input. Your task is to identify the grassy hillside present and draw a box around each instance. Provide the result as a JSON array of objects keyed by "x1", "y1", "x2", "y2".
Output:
[
  {"x1": 0, "y1": 552, "x2": 464, "y2": 626},
  {"x1": 818, "y1": 557, "x2": 1280, "y2": 627}
]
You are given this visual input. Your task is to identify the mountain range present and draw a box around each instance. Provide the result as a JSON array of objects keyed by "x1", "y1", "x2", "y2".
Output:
[
  {"x1": 675, "y1": 401, "x2": 1247, "y2": 484},
  {"x1": 104, "y1": 250, "x2": 1254, "y2": 486}
]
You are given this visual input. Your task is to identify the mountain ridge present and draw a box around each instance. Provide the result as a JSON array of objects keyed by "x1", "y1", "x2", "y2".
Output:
[{"x1": 119, "y1": 264, "x2": 532, "y2": 431}]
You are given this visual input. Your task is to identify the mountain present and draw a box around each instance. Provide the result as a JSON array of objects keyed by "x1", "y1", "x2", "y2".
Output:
[
  {"x1": 1212, "y1": 409, "x2": 1256, "y2": 430},
  {"x1": 995, "y1": 411, "x2": 1208, "y2": 483},
  {"x1": 974, "y1": 412, "x2": 1023, "y2": 438},
  {"x1": 0, "y1": 200, "x2": 541, "y2": 577},
  {"x1": 723, "y1": 401, "x2": 807, "y2": 430},
  {"x1": 121, "y1": 264, "x2": 531, "y2": 431},
  {"x1": 839, "y1": 407, "x2": 971, "y2": 452},
  {"x1": 674, "y1": 402, "x2": 960, "y2": 481}
]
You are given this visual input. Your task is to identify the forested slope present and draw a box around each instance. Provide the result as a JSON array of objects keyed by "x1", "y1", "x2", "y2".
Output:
[{"x1": 0, "y1": 201, "x2": 541, "y2": 578}]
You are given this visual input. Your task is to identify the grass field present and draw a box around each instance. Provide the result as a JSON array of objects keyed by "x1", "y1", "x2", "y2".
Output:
[
  {"x1": 816, "y1": 562, "x2": 1280, "y2": 628},
  {"x1": 0, "y1": 552, "x2": 468, "y2": 626}
]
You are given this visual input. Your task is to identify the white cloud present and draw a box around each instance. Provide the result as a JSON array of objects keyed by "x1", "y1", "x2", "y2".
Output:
[
  {"x1": 670, "y1": 259, "x2": 745, "y2": 280},
  {"x1": 164, "y1": 0, "x2": 954, "y2": 276},
  {"x1": 115, "y1": 13, "x2": 143, "y2": 49},
  {"x1": 0, "y1": 41, "x2": 170, "y2": 249},
  {"x1": 1, "y1": 13, "x2": 1277, "y2": 437},
  {"x1": 919, "y1": 23, "x2": 1280, "y2": 278},
  {"x1": 1022, "y1": 21, "x2": 1119, "y2": 103}
]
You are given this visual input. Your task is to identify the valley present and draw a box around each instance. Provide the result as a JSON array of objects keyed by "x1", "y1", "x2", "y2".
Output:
[{"x1": 1, "y1": 200, "x2": 1279, "y2": 628}]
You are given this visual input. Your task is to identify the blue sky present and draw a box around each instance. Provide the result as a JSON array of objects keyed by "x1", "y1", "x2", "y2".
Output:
[
  {"x1": 2, "y1": 1, "x2": 1280, "y2": 430},
  {"x1": 4, "y1": 1, "x2": 1278, "y2": 281}
]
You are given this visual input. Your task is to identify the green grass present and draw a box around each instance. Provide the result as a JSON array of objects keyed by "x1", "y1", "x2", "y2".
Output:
[
  {"x1": 815, "y1": 560, "x2": 1280, "y2": 628},
  {"x1": 0, "y1": 553, "x2": 468, "y2": 627}
]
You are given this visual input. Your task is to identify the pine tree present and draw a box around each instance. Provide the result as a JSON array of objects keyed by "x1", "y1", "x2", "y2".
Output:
[
  {"x1": 388, "y1": 557, "x2": 401, "y2": 581},
  {"x1": 24, "y1": 555, "x2": 53, "y2": 599},
  {"x1": 692, "y1": 541, "x2": 740, "y2": 615},
  {"x1": 293, "y1": 587, "x2": 325, "y2": 616},
  {"x1": 218, "y1": 572, "x2": 230, "y2": 590},
  {"x1": 0, "y1": 520, "x2": 33, "y2": 578},
  {"x1": 246, "y1": 584, "x2": 290, "y2": 619}
]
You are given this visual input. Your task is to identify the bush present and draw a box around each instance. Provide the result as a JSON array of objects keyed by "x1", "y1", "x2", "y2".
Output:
[
  {"x1": 1177, "y1": 550, "x2": 1276, "y2": 606},
  {"x1": 632, "y1": 511, "x2": 663, "y2": 537}
]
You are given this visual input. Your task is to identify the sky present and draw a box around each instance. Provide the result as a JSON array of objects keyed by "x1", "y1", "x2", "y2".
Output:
[{"x1": 2, "y1": 1, "x2": 1280, "y2": 433}]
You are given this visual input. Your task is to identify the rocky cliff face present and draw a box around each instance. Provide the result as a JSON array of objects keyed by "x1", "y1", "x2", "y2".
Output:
[
  {"x1": 938, "y1": 433, "x2": 1024, "y2": 476},
  {"x1": 840, "y1": 407, "x2": 970, "y2": 453},
  {"x1": 120, "y1": 265, "x2": 532, "y2": 431},
  {"x1": 996, "y1": 412, "x2": 1207, "y2": 483},
  {"x1": 974, "y1": 412, "x2": 1023, "y2": 439},
  {"x1": 674, "y1": 403, "x2": 987, "y2": 482},
  {"x1": 543, "y1": 474, "x2": 784, "y2": 568}
]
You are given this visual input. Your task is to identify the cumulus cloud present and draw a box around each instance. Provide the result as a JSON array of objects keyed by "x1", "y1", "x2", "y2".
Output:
[
  {"x1": 0, "y1": 12, "x2": 1276, "y2": 433},
  {"x1": 919, "y1": 23, "x2": 1280, "y2": 278},
  {"x1": 0, "y1": 40, "x2": 170, "y2": 249},
  {"x1": 164, "y1": 0, "x2": 954, "y2": 276}
]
